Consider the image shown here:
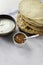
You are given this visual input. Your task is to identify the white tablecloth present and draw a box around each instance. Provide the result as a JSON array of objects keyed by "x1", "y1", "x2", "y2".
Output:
[{"x1": 0, "y1": 0, "x2": 43, "y2": 65}]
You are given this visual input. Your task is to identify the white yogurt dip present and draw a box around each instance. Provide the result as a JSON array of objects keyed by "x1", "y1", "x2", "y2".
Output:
[{"x1": 0, "y1": 19, "x2": 15, "y2": 34}]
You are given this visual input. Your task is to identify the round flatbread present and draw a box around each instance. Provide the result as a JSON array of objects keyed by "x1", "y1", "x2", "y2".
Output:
[
  {"x1": 22, "y1": 14, "x2": 43, "y2": 27},
  {"x1": 19, "y1": 0, "x2": 43, "y2": 19},
  {"x1": 17, "y1": 13, "x2": 43, "y2": 35}
]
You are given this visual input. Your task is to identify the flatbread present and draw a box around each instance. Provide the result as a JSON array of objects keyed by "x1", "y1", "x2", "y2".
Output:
[
  {"x1": 19, "y1": 0, "x2": 43, "y2": 19},
  {"x1": 17, "y1": 13, "x2": 43, "y2": 35},
  {"x1": 22, "y1": 14, "x2": 43, "y2": 27}
]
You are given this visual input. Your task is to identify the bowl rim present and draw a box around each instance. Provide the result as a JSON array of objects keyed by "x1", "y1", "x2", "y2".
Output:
[{"x1": 13, "y1": 32, "x2": 27, "y2": 47}]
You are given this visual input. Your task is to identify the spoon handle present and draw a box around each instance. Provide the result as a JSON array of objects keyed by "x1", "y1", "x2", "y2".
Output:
[{"x1": 25, "y1": 34, "x2": 39, "y2": 40}]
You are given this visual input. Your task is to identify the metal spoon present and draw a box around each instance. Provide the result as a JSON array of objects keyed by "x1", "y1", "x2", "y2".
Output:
[{"x1": 24, "y1": 34, "x2": 39, "y2": 40}]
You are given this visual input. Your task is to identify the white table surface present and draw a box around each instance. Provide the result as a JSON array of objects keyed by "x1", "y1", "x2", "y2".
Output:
[{"x1": 0, "y1": 0, "x2": 43, "y2": 65}]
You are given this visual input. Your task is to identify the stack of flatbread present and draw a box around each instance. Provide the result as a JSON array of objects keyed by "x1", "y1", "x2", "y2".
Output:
[{"x1": 17, "y1": 0, "x2": 43, "y2": 35}]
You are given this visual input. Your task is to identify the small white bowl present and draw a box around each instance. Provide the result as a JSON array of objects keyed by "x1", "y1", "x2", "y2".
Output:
[{"x1": 13, "y1": 32, "x2": 27, "y2": 47}]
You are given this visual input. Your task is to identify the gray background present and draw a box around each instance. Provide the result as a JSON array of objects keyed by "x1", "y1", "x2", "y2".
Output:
[{"x1": 0, "y1": 0, "x2": 43, "y2": 65}]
